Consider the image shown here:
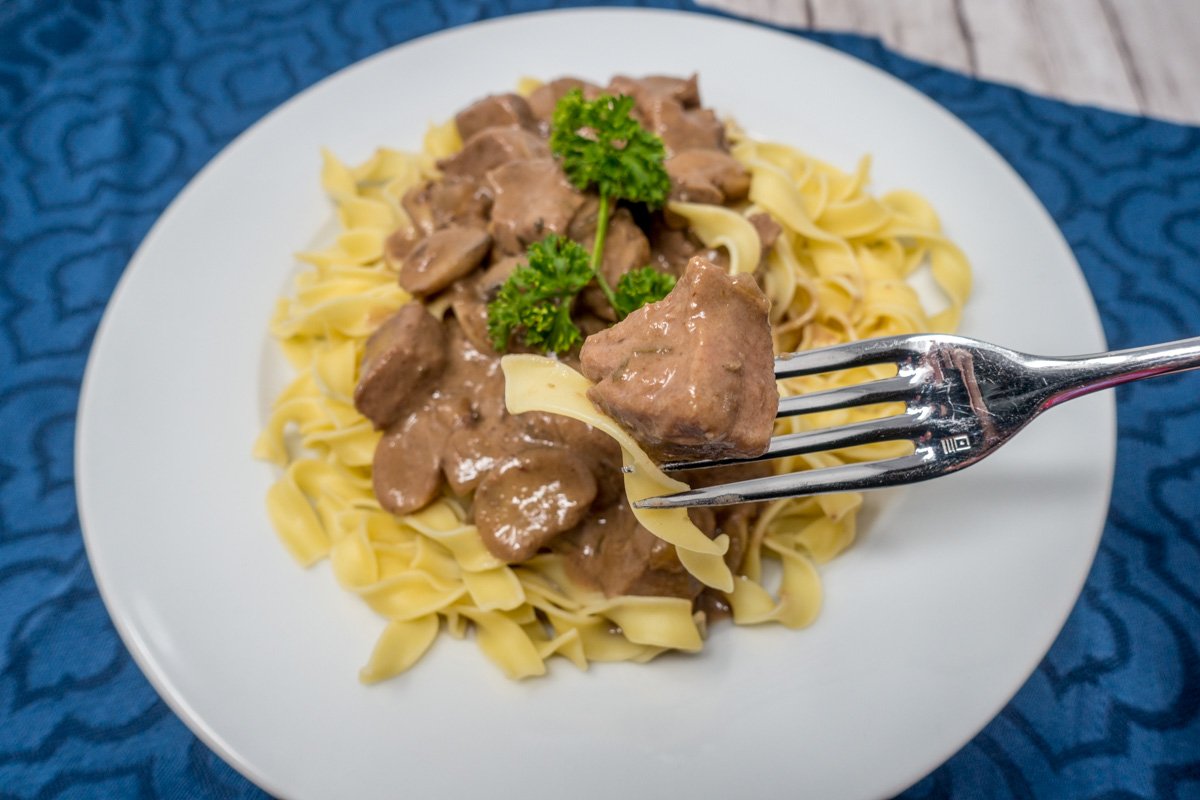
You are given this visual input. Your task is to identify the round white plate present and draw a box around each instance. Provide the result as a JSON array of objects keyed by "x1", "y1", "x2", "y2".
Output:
[{"x1": 77, "y1": 9, "x2": 1114, "y2": 800}]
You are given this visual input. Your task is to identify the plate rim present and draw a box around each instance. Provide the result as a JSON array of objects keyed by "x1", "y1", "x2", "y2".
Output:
[{"x1": 74, "y1": 8, "x2": 1116, "y2": 799}]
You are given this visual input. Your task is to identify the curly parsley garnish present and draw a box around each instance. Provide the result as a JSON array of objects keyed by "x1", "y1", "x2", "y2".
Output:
[
  {"x1": 487, "y1": 89, "x2": 676, "y2": 354},
  {"x1": 551, "y1": 89, "x2": 670, "y2": 311},
  {"x1": 550, "y1": 90, "x2": 671, "y2": 209},
  {"x1": 486, "y1": 235, "x2": 593, "y2": 354},
  {"x1": 611, "y1": 266, "x2": 678, "y2": 319}
]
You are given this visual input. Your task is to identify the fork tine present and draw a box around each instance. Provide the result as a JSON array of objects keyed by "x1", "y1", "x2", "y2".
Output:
[
  {"x1": 634, "y1": 453, "x2": 932, "y2": 509},
  {"x1": 776, "y1": 374, "x2": 917, "y2": 418},
  {"x1": 775, "y1": 335, "x2": 931, "y2": 379},
  {"x1": 661, "y1": 412, "x2": 926, "y2": 472}
]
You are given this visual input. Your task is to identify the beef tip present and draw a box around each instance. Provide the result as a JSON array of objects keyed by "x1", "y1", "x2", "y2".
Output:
[
  {"x1": 455, "y1": 93, "x2": 537, "y2": 141},
  {"x1": 609, "y1": 74, "x2": 701, "y2": 109},
  {"x1": 446, "y1": 254, "x2": 526, "y2": 354},
  {"x1": 402, "y1": 176, "x2": 492, "y2": 236},
  {"x1": 527, "y1": 77, "x2": 603, "y2": 124},
  {"x1": 398, "y1": 226, "x2": 491, "y2": 297},
  {"x1": 649, "y1": 221, "x2": 729, "y2": 270},
  {"x1": 373, "y1": 411, "x2": 446, "y2": 516},
  {"x1": 439, "y1": 127, "x2": 550, "y2": 181},
  {"x1": 569, "y1": 202, "x2": 652, "y2": 280},
  {"x1": 442, "y1": 406, "x2": 620, "y2": 499},
  {"x1": 648, "y1": 221, "x2": 703, "y2": 273},
  {"x1": 487, "y1": 158, "x2": 586, "y2": 256},
  {"x1": 557, "y1": 499, "x2": 714, "y2": 599},
  {"x1": 570, "y1": 202, "x2": 652, "y2": 320},
  {"x1": 652, "y1": 102, "x2": 725, "y2": 155},
  {"x1": 749, "y1": 212, "x2": 782, "y2": 253},
  {"x1": 436, "y1": 318, "x2": 508, "y2": 424},
  {"x1": 475, "y1": 448, "x2": 598, "y2": 562},
  {"x1": 353, "y1": 302, "x2": 447, "y2": 429},
  {"x1": 580, "y1": 256, "x2": 778, "y2": 462},
  {"x1": 666, "y1": 150, "x2": 750, "y2": 205},
  {"x1": 607, "y1": 74, "x2": 723, "y2": 155}
]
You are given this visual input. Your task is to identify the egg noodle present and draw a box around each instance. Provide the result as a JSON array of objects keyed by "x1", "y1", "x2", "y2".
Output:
[{"x1": 254, "y1": 81, "x2": 971, "y2": 682}]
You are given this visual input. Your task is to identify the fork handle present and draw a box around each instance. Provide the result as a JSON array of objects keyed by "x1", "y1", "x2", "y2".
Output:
[{"x1": 1041, "y1": 336, "x2": 1200, "y2": 408}]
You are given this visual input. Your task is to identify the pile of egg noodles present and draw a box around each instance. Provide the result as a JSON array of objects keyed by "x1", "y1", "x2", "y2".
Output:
[{"x1": 253, "y1": 84, "x2": 971, "y2": 682}]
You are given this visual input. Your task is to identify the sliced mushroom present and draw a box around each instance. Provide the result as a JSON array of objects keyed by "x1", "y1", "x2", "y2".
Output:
[
  {"x1": 373, "y1": 412, "x2": 446, "y2": 516},
  {"x1": 474, "y1": 448, "x2": 598, "y2": 562},
  {"x1": 398, "y1": 226, "x2": 492, "y2": 296},
  {"x1": 402, "y1": 176, "x2": 492, "y2": 236}
]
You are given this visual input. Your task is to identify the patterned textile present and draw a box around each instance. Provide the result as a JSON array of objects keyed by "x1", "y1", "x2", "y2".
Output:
[{"x1": 1, "y1": 1, "x2": 1197, "y2": 797}]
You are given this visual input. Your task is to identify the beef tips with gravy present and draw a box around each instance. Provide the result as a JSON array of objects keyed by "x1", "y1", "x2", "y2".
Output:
[
  {"x1": 475, "y1": 448, "x2": 598, "y2": 561},
  {"x1": 555, "y1": 500, "x2": 707, "y2": 599},
  {"x1": 487, "y1": 158, "x2": 586, "y2": 256},
  {"x1": 527, "y1": 77, "x2": 602, "y2": 125},
  {"x1": 439, "y1": 127, "x2": 550, "y2": 181},
  {"x1": 666, "y1": 149, "x2": 750, "y2": 205},
  {"x1": 609, "y1": 74, "x2": 724, "y2": 155},
  {"x1": 354, "y1": 302, "x2": 446, "y2": 429},
  {"x1": 581, "y1": 256, "x2": 778, "y2": 462},
  {"x1": 454, "y1": 93, "x2": 537, "y2": 141},
  {"x1": 359, "y1": 74, "x2": 780, "y2": 606}
]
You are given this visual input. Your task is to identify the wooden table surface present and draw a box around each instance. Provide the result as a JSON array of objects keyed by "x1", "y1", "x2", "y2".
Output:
[{"x1": 700, "y1": 0, "x2": 1200, "y2": 125}]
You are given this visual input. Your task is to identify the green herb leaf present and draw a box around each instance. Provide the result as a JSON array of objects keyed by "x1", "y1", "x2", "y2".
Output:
[
  {"x1": 612, "y1": 266, "x2": 677, "y2": 318},
  {"x1": 486, "y1": 235, "x2": 593, "y2": 354},
  {"x1": 550, "y1": 89, "x2": 670, "y2": 208}
]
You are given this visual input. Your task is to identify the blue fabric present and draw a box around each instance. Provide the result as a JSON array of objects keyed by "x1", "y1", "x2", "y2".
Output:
[{"x1": 1, "y1": 0, "x2": 1197, "y2": 797}]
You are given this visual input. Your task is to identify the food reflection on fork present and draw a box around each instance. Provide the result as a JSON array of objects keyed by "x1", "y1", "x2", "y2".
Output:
[{"x1": 633, "y1": 333, "x2": 1200, "y2": 509}]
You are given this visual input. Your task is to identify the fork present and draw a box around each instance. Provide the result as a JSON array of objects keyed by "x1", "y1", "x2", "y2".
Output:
[{"x1": 633, "y1": 333, "x2": 1200, "y2": 509}]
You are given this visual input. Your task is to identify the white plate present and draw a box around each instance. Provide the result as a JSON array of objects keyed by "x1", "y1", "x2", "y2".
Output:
[{"x1": 76, "y1": 9, "x2": 1114, "y2": 800}]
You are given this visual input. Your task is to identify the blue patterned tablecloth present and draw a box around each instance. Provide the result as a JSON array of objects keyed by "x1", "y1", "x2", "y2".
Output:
[{"x1": 1, "y1": 1, "x2": 1198, "y2": 797}]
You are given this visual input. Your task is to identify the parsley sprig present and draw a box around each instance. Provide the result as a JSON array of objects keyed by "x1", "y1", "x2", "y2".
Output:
[
  {"x1": 551, "y1": 89, "x2": 670, "y2": 309},
  {"x1": 486, "y1": 235, "x2": 592, "y2": 354},
  {"x1": 550, "y1": 90, "x2": 671, "y2": 211},
  {"x1": 612, "y1": 266, "x2": 678, "y2": 319},
  {"x1": 486, "y1": 89, "x2": 676, "y2": 354}
]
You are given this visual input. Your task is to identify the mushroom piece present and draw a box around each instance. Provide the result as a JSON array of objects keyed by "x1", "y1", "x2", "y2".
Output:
[{"x1": 398, "y1": 226, "x2": 492, "y2": 297}]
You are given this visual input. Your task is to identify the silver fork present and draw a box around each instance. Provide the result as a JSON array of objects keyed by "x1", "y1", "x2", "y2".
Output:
[{"x1": 634, "y1": 333, "x2": 1200, "y2": 509}]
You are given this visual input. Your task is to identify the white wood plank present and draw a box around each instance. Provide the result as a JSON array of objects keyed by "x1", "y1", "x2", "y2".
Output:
[
  {"x1": 957, "y1": 0, "x2": 1142, "y2": 113},
  {"x1": 1007, "y1": 0, "x2": 1140, "y2": 111},
  {"x1": 1102, "y1": 0, "x2": 1200, "y2": 123},
  {"x1": 956, "y1": 0, "x2": 1053, "y2": 91},
  {"x1": 697, "y1": 0, "x2": 1200, "y2": 124},
  {"x1": 697, "y1": 0, "x2": 810, "y2": 28},
  {"x1": 808, "y1": 0, "x2": 973, "y2": 72}
]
